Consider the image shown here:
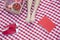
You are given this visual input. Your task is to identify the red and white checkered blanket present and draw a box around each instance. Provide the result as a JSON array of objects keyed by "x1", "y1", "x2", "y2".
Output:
[{"x1": 0, "y1": 0, "x2": 60, "y2": 40}]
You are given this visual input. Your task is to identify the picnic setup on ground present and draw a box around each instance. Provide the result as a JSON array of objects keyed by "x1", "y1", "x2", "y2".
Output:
[{"x1": 0, "y1": 0, "x2": 60, "y2": 40}]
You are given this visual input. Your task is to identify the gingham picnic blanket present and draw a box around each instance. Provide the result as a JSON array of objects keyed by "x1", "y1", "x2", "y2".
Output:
[{"x1": 0, "y1": 0, "x2": 60, "y2": 40}]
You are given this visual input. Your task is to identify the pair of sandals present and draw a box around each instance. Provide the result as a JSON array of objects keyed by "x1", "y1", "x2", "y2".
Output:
[{"x1": 26, "y1": 0, "x2": 40, "y2": 22}]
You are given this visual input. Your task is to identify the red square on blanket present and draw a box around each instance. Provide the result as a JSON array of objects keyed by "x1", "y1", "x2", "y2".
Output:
[{"x1": 38, "y1": 16, "x2": 56, "y2": 32}]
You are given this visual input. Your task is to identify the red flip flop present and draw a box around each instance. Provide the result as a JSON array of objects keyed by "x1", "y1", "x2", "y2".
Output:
[{"x1": 2, "y1": 23, "x2": 16, "y2": 35}]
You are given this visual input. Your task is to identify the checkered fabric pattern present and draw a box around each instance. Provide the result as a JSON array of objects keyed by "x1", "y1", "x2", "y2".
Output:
[{"x1": 0, "y1": 0, "x2": 60, "y2": 40}]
